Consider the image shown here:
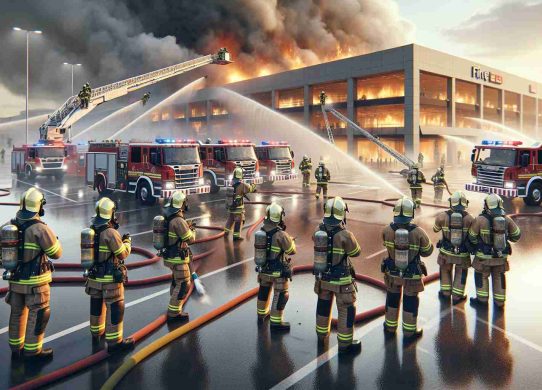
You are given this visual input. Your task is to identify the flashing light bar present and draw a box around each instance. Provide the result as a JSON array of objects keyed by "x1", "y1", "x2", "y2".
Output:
[
  {"x1": 155, "y1": 138, "x2": 197, "y2": 144},
  {"x1": 481, "y1": 140, "x2": 523, "y2": 146},
  {"x1": 261, "y1": 141, "x2": 288, "y2": 146},
  {"x1": 217, "y1": 139, "x2": 252, "y2": 144}
]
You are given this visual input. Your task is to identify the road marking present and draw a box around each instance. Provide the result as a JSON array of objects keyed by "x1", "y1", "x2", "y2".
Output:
[
  {"x1": 0, "y1": 257, "x2": 254, "y2": 339},
  {"x1": 365, "y1": 248, "x2": 387, "y2": 260},
  {"x1": 129, "y1": 214, "x2": 210, "y2": 237},
  {"x1": 16, "y1": 179, "x2": 78, "y2": 203}
]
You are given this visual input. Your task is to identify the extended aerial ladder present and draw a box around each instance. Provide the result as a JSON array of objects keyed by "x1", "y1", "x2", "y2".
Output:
[
  {"x1": 39, "y1": 48, "x2": 232, "y2": 141},
  {"x1": 320, "y1": 91, "x2": 415, "y2": 169}
]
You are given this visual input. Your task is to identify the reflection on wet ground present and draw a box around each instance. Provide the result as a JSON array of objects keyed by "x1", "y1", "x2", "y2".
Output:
[{"x1": 0, "y1": 163, "x2": 541, "y2": 389}]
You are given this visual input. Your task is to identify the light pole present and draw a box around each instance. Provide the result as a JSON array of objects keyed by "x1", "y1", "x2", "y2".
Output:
[
  {"x1": 63, "y1": 62, "x2": 82, "y2": 97},
  {"x1": 13, "y1": 27, "x2": 42, "y2": 144}
]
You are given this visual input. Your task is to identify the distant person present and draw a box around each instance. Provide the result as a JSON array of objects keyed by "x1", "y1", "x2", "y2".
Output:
[
  {"x1": 417, "y1": 153, "x2": 424, "y2": 168},
  {"x1": 315, "y1": 160, "x2": 330, "y2": 200},
  {"x1": 0, "y1": 147, "x2": 5, "y2": 162}
]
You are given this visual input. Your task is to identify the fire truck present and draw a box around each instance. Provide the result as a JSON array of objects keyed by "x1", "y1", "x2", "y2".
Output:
[
  {"x1": 11, "y1": 140, "x2": 86, "y2": 179},
  {"x1": 465, "y1": 140, "x2": 542, "y2": 206},
  {"x1": 85, "y1": 138, "x2": 209, "y2": 205},
  {"x1": 198, "y1": 139, "x2": 263, "y2": 193},
  {"x1": 255, "y1": 141, "x2": 297, "y2": 183}
]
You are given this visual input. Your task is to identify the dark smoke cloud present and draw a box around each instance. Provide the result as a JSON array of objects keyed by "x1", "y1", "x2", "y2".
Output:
[{"x1": 0, "y1": 0, "x2": 412, "y2": 107}]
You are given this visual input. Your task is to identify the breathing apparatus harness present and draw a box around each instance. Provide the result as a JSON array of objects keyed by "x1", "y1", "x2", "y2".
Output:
[
  {"x1": 477, "y1": 211, "x2": 510, "y2": 258},
  {"x1": 437, "y1": 209, "x2": 468, "y2": 254},
  {"x1": 87, "y1": 222, "x2": 127, "y2": 283},
  {"x1": 162, "y1": 212, "x2": 193, "y2": 261},
  {"x1": 382, "y1": 223, "x2": 427, "y2": 278}
]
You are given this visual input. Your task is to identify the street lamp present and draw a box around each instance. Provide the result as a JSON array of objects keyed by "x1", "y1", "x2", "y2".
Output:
[
  {"x1": 63, "y1": 62, "x2": 82, "y2": 97},
  {"x1": 13, "y1": 27, "x2": 42, "y2": 144}
]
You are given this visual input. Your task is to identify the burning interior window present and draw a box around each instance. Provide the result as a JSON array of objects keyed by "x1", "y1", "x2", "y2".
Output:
[
  {"x1": 277, "y1": 88, "x2": 304, "y2": 109},
  {"x1": 420, "y1": 72, "x2": 448, "y2": 127},
  {"x1": 310, "y1": 108, "x2": 347, "y2": 131},
  {"x1": 189, "y1": 102, "x2": 207, "y2": 118},
  {"x1": 355, "y1": 104, "x2": 405, "y2": 128},
  {"x1": 483, "y1": 86, "x2": 501, "y2": 125},
  {"x1": 523, "y1": 95, "x2": 536, "y2": 134},
  {"x1": 356, "y1": 72, "x2": 404, "y2": 100},
  {"x1": 504, "y1": 91, "x2": 520, "y2": 129},
  {"x1": 420, "y1": 71, "x2": 448, "y2": 101},
  {"x1": 312, "y1": 81, "x2": 347, "y2": 105},
  {"x1": 456, "y1": 80, "x2": 479, "y2": 128},
  {"x1": 211, "y1": 100, "x2": 228, "y2": 116},
  {"x1": 250, "y1": 92, "x2": 272, "y2": 107}
]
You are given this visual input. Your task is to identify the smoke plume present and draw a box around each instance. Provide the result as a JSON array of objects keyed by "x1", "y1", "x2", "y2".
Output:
[{"x1": 0, "y1": 0, "x2": 412, "y2": 107}]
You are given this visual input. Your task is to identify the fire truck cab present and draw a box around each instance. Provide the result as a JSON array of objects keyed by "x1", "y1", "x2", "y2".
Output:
[
  {"x1": 11, "y1": 140, "x2": 82, "y2": 179},
  {"x1": 466, "y1": 140, "x2": 542, "y2": 206},
  {"x1": 198, "y1": 139, "x2": 263, "y2": 193},
  {"x1": 85, "y1": 138, "x2": 209, "y2": 205},
  {"x1": 255, "y1": 141, "x2": 297, "y2": 183}
]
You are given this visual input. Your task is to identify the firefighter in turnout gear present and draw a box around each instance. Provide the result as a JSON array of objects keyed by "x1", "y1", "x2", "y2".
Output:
[
  {"x1": 407, "y1": 164, "x2": 426, "y2": 207},
  {"x1": 224, "y1": 167, "x2": 257, "y2": 241},
  {"x1": 141, "y1": 92, "x2": 151, "y2": 106},
  {"x1": 467, "y1": 194, "x2": 521, "y2": 308},
  {"x1": 431, "y1": 166, "x2": 447, "y2": 203},
  {"x1": 2, "y1": 187, "x2": 62, "y2": 360},
  {"x1": 382, "y1": 197, "x2": 433, "y2": 339},
  {"x1": 299, "y1": 155, "x2": 312, "y2": 188},
  {"x1": 433, "y1": 191, "x2": 474, "y2": 303},
  {"x1": 315, "y1": 160, "x2": 330, "y2": 200},
  {"x1": 158, "y1": 191, "x2": 196, "y2": 321},
  {"x1": 313, "y1": 197, "x2": 362, "y2": 354},
  {"x1": 254, "y1": 203, "x2": 296, "y2": 330},
  {"x1": 84, "y1": 197, "x2": 134, "y2": 353}
]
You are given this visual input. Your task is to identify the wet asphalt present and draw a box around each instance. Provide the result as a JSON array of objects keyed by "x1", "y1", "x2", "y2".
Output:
[{"x1": 0, "y1": 161, "x2": 541, "y2": 390}]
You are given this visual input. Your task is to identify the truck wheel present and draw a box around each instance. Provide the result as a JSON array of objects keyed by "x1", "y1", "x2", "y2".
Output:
[
  {"x1": 25, "y1": 165, "x2": 35, "y2": 180},
  {"x1": 204, "y1": 173, "x2": 220, "y2": 194},
  {"x1": 137, "y1": 182, "x2": 156, "y2": 205},
  {"x1": 96, "y1": 175, "x2": 111, "y2": 196},
  {"x1": 523, "y1": 182, "x2": 542, "y2": 206}
]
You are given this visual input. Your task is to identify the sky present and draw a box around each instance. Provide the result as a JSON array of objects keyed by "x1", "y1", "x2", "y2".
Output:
[{"x1": 1, "y1": 0, "x2": 541, "y2": 118}]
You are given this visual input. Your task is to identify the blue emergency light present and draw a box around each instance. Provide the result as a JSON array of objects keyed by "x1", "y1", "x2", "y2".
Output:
[
  {"x1": 481, "y1": 140, "x2": 522, "y2": 146},
  {"x1": 155, "y1": 137, "x2": 175, "y2": 144}
]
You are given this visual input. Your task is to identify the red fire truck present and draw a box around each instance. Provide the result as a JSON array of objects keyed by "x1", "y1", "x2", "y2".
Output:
[
  {"x1": 465, "y1": 140, "x2": 542, "y2": 206},
  {"x1": 198, "y1": 139, "x2": 263, "y2": 193},
  {"x1": 11, "y1": 140, "x2": 86, "y2": 179},
  {"x1": 255, "y1": 141, "x2": 297, "y2": 183},
  {"x1": 85, "y1": 138, "x2": 209, "y2": 205}
]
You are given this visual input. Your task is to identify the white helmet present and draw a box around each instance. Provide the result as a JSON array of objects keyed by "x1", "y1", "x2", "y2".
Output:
[
  {"x1": 266, "y1": 202, "x2": 285, "y2": 223},
  {"x1": 393, "y1": 197, "x2": 415, "y2": 224}
]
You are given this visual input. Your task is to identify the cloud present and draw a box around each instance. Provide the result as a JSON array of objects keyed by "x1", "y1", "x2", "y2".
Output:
[{"x1": 444, "y1": 1, "x2": 542, "y2": 56}]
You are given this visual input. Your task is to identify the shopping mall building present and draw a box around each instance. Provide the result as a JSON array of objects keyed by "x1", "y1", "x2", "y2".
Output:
[{"x1": 150, "y1": 44, "x2": 542, "y2": 164}]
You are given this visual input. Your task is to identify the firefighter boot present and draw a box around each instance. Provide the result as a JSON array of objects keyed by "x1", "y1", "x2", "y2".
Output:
[
  {"x1": 108, "y1": 338, "x2": 135, "y2": 354},
  {"x1": 339, "y1": 339, "x2": 362, "y2": 355},
  {"x1": 270, "y1": 321, "x2": 290, "y2": 331},
  {"x1": 167, "y1": 312, "x2": 190, "y2": 322},
  {"x1": 24, "y1": 348, "x2": 53, "y2": 361},
  {"x1": 469, "y1": 297, "x2": 488, "y2": 307}
]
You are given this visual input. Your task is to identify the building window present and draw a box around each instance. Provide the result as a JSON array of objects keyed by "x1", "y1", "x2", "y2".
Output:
[
  {"x1": 456, "y1": 80, "x2": 480, "y2": 128},
  {"x1": 161, "y1": 112, "x2": 170, "y2": 121},
  {"x1": 420, "y1": 71, "x2": 448, "y2": 101},
  {"x1": 172, "y1": 104, "x2": 186, "y2": 119},
  {"x1": 523, "y1": 96, "x2": 536, "y2": 135},
  {"x1": 251, "y1": 92, "x2": 272, "y2": 107},
  {"x1": 355, "y1": 137, "x2": 404, "y2": 165},
  {"x1": 151, "y1": 111, "x2": 160, "y2": 122},
  {"x1": 420, "y1": 136, "x2": 447, "y2": 164},
  {"x1": 356, "y1": 104, "x2": 404, "y2": 129},
  {"x1": 189, "y1": 102, "x2": 206, "y2": 118},
  {"x1": 356, "y1": 72, "x2": 404, "y2": 100},
  {"x1": 504, "y1": 91, "x2": 520, "y2": 129},
  {"x1": 131, "y1": 147, "x2": 142, "y2": 163},
  {"x1": 210, "y1": 100, "x2": 228, "y2": 116},
  {"x1": 312, "y1": 81, "x2": 347, "y2": 105},
  {"x1": 420, "y1": 106, "x2": 447, "y2": 127},
  {"x1": 311, "y1": 108, "x2": 347, "y2": 133},
  {"x1": 277, "y1": 88, "x2": 304, "y2": 109},
  {"x1": 483, "y1": 86, "x2": 501, "y2": 124}
]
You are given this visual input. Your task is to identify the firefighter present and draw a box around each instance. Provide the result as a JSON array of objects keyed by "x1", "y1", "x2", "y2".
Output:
[
  {"x1": 315, "y1": 160, "x2": 330, "y2": 200},
  {"x1": 417, "y1": 152, "x2": 424, "y2": 168},
  {"x1": 433, "y1": 191, "x2": 474, "y2": 303},
  {"x1": 2, "y1": 187, "x2": 62, "y2": 360},
  {"x1": 468, "y1": 194, "x2": 521, "y2": 308},
  {"x1": 319, "y1": 91, "x2": 327, "y2": 105},
  {"x1": 142, "y1": 92, "x2": 151, "y2": 106},
  {"x1": 381, "y1": 197, "x2": 433, "y2": 339},
  {"x1": 254, "y1": 202, "x2": 296, "y2": 331},
  {"x1": 224, "y1": 167, "x2": 257, "y2": 241},
  {"x1": 313, "y1": 197, "x2": 362, "y2": 354},
  {"x1": 299, "y1": 155, "x2": 312, "y2": 188},
  {"x1": 84, "y1": 197, "x2": 134, "y2": 352},
  {"x1": 160, "y1": 191, "x2": 196, "y2": 321},
  {"x1": 431, "y1": 166, "x2": 447, "y2": 203},
  {"x1": 407, "y1": 164, "x2": 426, "y2": 207}
]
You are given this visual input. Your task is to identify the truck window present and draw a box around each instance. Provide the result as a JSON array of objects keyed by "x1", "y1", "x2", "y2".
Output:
[
  {"x1": 28, "y1": 148, "x2": 35, "y2": 158},
  {"x1": 149, "y1": 147, "x2": 162, "y2": 166},
  {"x1": 143, "y1": 148, "x2": 149, "y2": 163},
  {"x1": 214, "y1": 147, "x2": 225, "y2": 162},
  {"x1": 539, "y1": 151, "x2": 542, "y2": 164},
  {"x1": 268, "y1": 147, "x2": 291, "y2": 159},
  {"x1": 131, "y1": 147, "x2": 142, "y2": 163},
  {"x1": 199, "y1": 148, "x2": 207, "y2": 161},
  {"x1": 520, "y1": 151, "x2": 530, "y2": 165}
]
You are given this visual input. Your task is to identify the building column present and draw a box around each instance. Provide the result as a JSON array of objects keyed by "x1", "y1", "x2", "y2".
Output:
[
  {"x1": 184, "y1": 104, "x2": 190, "y2": 133},
  {"x1": 206, "y1": 100, "x2": 212, "y2": 134},
  {"x1": 271, "y1": 90, "x2": 277, "y2": 110},
  {"x1": 519, "y1": 94, "x2": 524, "y2": 131},
  {"x1": 500, "y1": 90, "x2": 505, "y2": 125},
  {"x1": 448, "y1": 78, "x2": 455, "y2": 127},
  {"x1": 404, "y1": 55, "x2": 420, "y2": 160},
  {"x1": 303, "y1": 85, "x2": 311, "y2": 126},
  {"x1": 346, "y1": 78, "x2": 356, "y2": 156},
  {"x1": 479, "y1": 84, "x2": 484, "y2": 121}
]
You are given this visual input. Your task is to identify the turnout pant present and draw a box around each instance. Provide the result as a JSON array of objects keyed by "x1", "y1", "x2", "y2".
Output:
[
  {"x1": 437, "y1": 253, "x2": 470, "y2": 300},
  {"x1": 314, "y1": 280, "x2": 356, "y2": 349},
  {"x1": 315, "y1": 184, "x2": 328, "y2": 200},
  {"x1": 472, "y1": 258, "x2": 509, "y2": 307},
  {"x1": 384, "y1": 274, "x2": 424, "y2": 337},
  {"x1": 302, "y1": 172, "x2": 311, "y2": 187},
  {"x1": 410, "y1": 187, "x2": 423, "y2": 206},
  {"x1": 434, "y1": 186, "x2": 444, "y2": 203},
  {"x1": 85, "y1": 279, "x2": 125, "y2": 346},
  {"x1": 165, "y1": 262, "x2": 191, "y2": 316},
  {"x1": 224, "y1": 210, "x2": 244, "y2": 239},
  {"x1": 257, "y1": 273, "x2": 289, "y2": 324},
  {"x1": 6, "y1": 282, "x2": 51, "y2": 355}
]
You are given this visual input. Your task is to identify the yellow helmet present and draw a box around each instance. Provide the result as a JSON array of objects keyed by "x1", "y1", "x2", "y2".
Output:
[
  {"x1": 449, "y1": 191, "x2": 469, "y2": 210},
  {"x1": 266, "y1": 202, "x2": 285, "y2": 223},
  {"x1": 393, "y1": 197, "x2": 415, "y2": 224},
  {"x1": 412, "y1": 163, "x2": 420, "y2": 169},
  {"x1": 233, "y1": 167, "x2": 243, "y2": 180},
  {"x1": 324, "y1": 196, "x2": 348, "y2": 224},
  {"x1": 165, "y1": 191, "x2": 187, "y2": 210},
  {"x1": 484, "y1": 193, "x2": 505, "y2": 215},
  {"x1": 19, "y1": 187, "x2": 46, "y2": 219},
  {"x1": 94, "y1": 197, "x2": 116, "y2": 225}
]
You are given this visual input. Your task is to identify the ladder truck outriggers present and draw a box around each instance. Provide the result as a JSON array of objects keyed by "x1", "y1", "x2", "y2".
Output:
[{"x1": 11, "y1": 49, "x2": 232, "y2": 179}]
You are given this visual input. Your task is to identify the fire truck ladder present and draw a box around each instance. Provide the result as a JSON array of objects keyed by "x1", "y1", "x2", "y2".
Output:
[
  {"x1": 322, "y1": 100, "x2": 415, "y2": 169},
  {"x1": 320, "y1": 105, "x2": 335, "y2": 144},
  {"x1": 39, "y1": 48, "x2": 232, "y2": 141}
]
